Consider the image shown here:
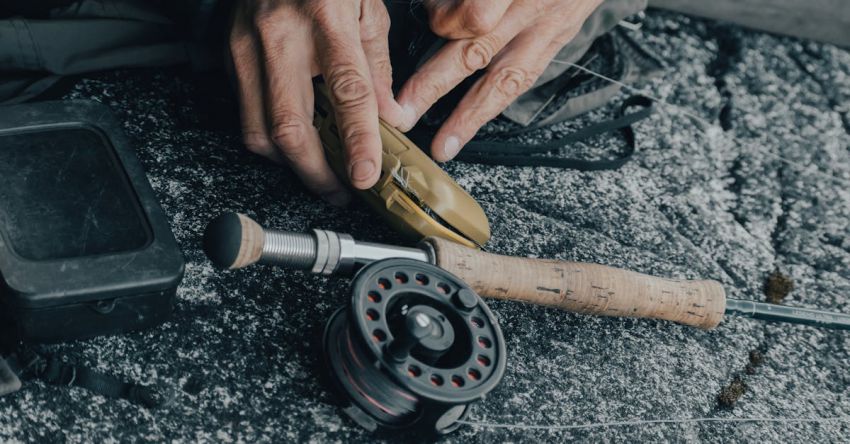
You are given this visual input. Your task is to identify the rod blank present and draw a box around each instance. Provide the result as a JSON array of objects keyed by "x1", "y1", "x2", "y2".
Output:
[{"x1": 725, "y1": 299, "x2": 850, "y2": 330}]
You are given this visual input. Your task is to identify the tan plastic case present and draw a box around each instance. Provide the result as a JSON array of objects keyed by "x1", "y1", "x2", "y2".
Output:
[{"x1": 313, "y1": 84, "x2": 490, "y2": 248}]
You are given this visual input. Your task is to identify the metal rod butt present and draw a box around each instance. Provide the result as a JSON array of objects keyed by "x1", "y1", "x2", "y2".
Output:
[{"x1": 203, "y1": 213, "x2": 431, "y2": 273}]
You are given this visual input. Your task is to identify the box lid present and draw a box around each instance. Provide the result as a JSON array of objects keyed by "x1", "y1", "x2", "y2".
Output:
[{"x1": 0, "y1": 101, "x2": 184, "y2": 309}]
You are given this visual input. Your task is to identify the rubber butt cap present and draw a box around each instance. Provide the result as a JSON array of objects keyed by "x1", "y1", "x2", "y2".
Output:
[{"x1": 203, "y1": 212, "x2": 244, "y2": 269}]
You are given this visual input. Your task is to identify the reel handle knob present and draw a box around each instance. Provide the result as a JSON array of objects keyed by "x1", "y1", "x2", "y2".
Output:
[
  {"x1": 425, "y1": 237, "x2": 727, "y2": 330},
  {"x1": 387, "y1": 310, "x2": 436, "y2": 362}
]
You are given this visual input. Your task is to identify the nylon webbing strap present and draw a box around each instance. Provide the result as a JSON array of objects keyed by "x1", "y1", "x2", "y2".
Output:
[
  {"x1": 6, "y1": 347, "x2": 159, "y2": 408},
  {"x1": 410, "y1": 95, "x2": 653, "y2": 171}
]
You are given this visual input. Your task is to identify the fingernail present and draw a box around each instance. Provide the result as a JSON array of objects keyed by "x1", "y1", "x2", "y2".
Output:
[
  {"x1": 443, "y1": 136, "x2": 461, "y2": 160},
  {"x1": 322, "y1": 190, "x2": 352, "y2": 208},
  {"x1": 399, "y1": 104, "x2": 418, "y2": 132},
  {"x1": 350, "y1": 159, "x2": 376, "y2": 183}
]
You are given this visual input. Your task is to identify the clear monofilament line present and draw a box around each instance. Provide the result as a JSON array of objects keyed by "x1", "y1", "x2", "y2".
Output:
[
  {"x1": 459, "y1": 415, "x2": 850, "y2": 431},
  {"x1": 549, "y1": 59, "x2": 713, "y2": 126},
  {"x1": 548, "y1": 59, "x2": 850, "y2": 188}
]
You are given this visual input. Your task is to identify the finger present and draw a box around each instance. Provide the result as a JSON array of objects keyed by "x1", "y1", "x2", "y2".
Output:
[
  {"x1": 314, "y1": 4, "x2": 382, "y2": 190},
  {"x1": 360, "y1": 0, "x2": 406, "y2": 128},
  {"x1": 255, "y1": 8, "x2": 349, "y2": 204},
  {"x1": 229, "y1": 5, "x2": 281, "y2": 163},
  {"x1": 432, "y1": 27, "x2": 578, "y2": 162},
  {"x1": 396, "y1": 0, "x2": 541, "y2": 131},
  {"x1": 425, "y1": 0, "x2": 513, "y2": 39}
]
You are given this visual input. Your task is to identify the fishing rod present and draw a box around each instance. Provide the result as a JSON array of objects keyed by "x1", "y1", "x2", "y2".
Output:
[
  {"x1": 200, "y1": 28, "x2": 848, "y2": 437},
  {"x1": 203, "y1": 213, "x2": 850, "y2": 331}
]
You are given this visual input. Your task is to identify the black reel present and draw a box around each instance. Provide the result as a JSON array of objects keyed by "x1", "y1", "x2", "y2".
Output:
[{"x1": 323, "y1": 258, "x2": 507, "y2": 435}]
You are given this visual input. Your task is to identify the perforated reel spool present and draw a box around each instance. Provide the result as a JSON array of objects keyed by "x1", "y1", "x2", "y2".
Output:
[{"x1": 323, "y1": 258, "x2": 507, "y2": 435}]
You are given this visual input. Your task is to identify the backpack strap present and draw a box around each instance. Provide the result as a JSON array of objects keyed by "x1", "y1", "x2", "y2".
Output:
[
  {"x1": 6, "y1": 346, "x2": 160, "y2": 408},
  {"x1": 410, "y1": 95, "x2": 653, "y2": 171}
]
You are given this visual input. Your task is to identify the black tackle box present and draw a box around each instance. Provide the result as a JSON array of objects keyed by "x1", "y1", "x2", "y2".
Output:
[{"x1": 0, "y1": 101, "x2": 184, "y2": 343}]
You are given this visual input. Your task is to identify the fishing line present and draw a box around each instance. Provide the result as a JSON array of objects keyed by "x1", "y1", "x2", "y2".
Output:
[
  {"x1": 459, "y1": 415, "x2": 850, "y2": 431},
  {"x1": 548, "y1": 58, "x2": 850, "y2": 188}
]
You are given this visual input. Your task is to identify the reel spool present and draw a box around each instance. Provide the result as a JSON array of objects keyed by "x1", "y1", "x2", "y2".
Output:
[{"x1": 323, "y1": 258, "x2": 506, "y2": 435}]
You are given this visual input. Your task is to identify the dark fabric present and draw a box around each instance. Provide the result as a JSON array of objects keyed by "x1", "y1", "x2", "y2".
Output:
[
  {"x1": 0, "y1": 0, "x2": 651, "y2": 122},
  {"x1": 393, "y1": 2, "x2": 660, "y2": 131},
  {"x1": 410, "y1": 95, "x2": 654, "y2": 170},
  {"x1": 386, "y1": 0, "x2": 437, "y2": 86},
  {"x1": 402, "y1": 22, "x2": 662, "y2": 172},
  {"x1": 0, "y1": 0, "x2": 222, "y2": 104},
  {"x1": 503, "y1": 0, "x2": 649, "y2": 126},
  {"x1": 523, "y1": 29, "x2": 663, "y2": 129},
  {"x1": 5, "y1": 347, "x2": 159, "y2": 408}
]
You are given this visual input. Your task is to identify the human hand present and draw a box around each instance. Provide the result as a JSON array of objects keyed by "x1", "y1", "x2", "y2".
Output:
[
  {"x1": 228, "y1": 0, "x2": 407, "y2": 205},
  {"x1": 397, "y1": 0, "x2": 603, "y2": 161}
]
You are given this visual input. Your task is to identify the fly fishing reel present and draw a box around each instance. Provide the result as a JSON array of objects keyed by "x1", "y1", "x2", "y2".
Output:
[{"x1": 323, "y1": 258, "x2": 506, "y2": 435}]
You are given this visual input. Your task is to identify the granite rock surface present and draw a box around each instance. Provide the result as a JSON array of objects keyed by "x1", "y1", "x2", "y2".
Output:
[{"x1": 1, "y1": 11, "x2": 849, "y2": 443}]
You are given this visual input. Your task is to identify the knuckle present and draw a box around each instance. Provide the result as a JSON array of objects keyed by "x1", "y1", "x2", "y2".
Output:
[
  {"x1": 228, "y1": 31, "x2": 253, "y2": 56},
  {"x1": 462, "y1": 5, "x2": 500, "y2": 35},
  {"x1": 252, "y1": 9, "x2": 282, "y2": 35},
  {"x1": 428, "y1": 10, "x2": 474, "y2": 39},
  {"x1": 424, "y1": 1, "x2": 451, "y2": 36},
  {"x1": 252, "y1": 3, "x2": 302, "y2": 35},
  {"x1": 359, "y1": 23, "x2": 384, "y2": 43},
  {"x1": 492, "y1": 66, "x2": 537, "y2": 97},
  {"x1": 457, "y1": 110, "x2": 491, "y2": 135},
  {"x1": 373, "y1": 57, "x2": 393, "y2": 77},
  {"x1": 270, "y1": 112, "x2": 311, "y2": 153},
  {"x1": 428, "y1": 14, "x2": 452, "y2": 38},
  {"x1": 423, "y1": 80, "x2": 447, "y2": 104},
  {"x1": 327, "y1": 67, "x2": 373, "y2": 109},
  {"x1": 340, "y1": 125, "x2": 372, "y2": 149},
  {"x1": 407, "y1": 76, "x2": 447, "y2": 108},
  {"x1": 307, "y1": 1, "x2": 336, "y2": 27},
  {"x1": 530, "y1": 0, "x2": 549, "y2": 17},
  {"x1": 377, "y1": 10, "x2": 391, "y2": 31},
  {"x1": 361, "y1": 7, "x2": 390, "y2": 41},
  {"x1": 277, "y1": 140, "x2": 311, "y2": 164},
  {"x1": 461, "y1": 38, "x2": 496, "y2": 72},
  {"x1": 430, "y1": 21, "x2": 469, "y2": 40},
  {"x1": 243, "y1": 132, "x2": 273, "y2": 155}
]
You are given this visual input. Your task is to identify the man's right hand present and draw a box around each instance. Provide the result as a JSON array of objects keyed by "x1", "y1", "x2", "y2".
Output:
[{"x1": 229, "y1": 0, "x2": 408, "y2": 205}]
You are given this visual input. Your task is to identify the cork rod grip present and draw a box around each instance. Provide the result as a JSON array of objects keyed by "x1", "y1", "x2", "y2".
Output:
[{"x1": 427, "y1": 238, "x2": 727, "y2": 329}]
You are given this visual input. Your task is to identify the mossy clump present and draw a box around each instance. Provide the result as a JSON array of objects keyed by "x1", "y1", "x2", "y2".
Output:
[
  {"x1": 745, "y1": 349, "x2": 765, "y2": 375},
  {"x1": 764, "y1": 271, "x2": 794, "y2": 304},
  {"x1": 717, "y1": 377, "x2": 747, "y2": 408}
]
